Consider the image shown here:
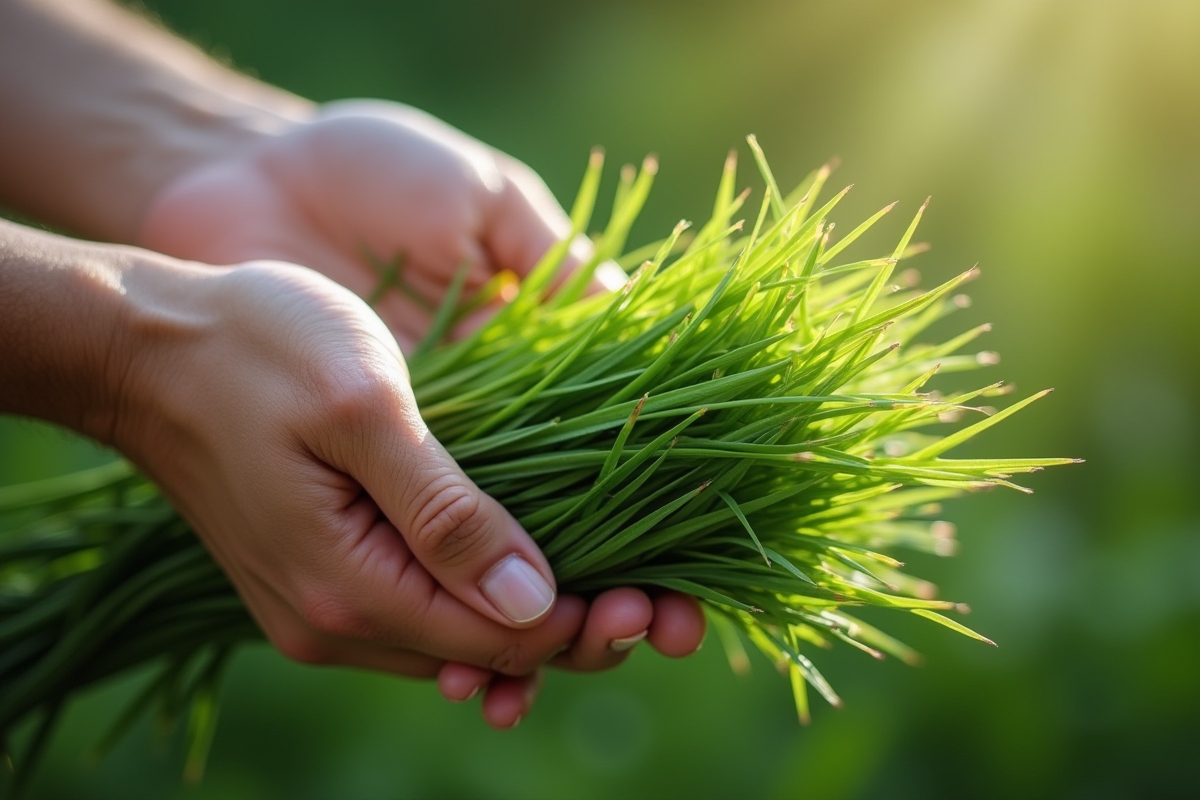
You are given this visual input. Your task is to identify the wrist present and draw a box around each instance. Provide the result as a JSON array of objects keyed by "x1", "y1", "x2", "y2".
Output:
[
  {"x1": 0, "y1": 219, "x2": 220, "y2": 452},
  {"x1": 98, "y1": 76, "x2": 316, "y2": 245},
  {"x1": 0, "y1": 0, "x2": 315, "y2": 242},
  {"x1": 122, "y1": 73, "x2": 315, "y2": 224},
  {"x1": 97, "y1": 250, "x2": 226, "y2": 466}
]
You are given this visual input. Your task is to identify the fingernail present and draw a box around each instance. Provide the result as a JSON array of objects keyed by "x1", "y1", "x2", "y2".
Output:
[
  {"x1": 480, "y1": 554, "x2": 555, "y2": 623},
  {"x1": 609, "y1": 630, "x2": 648, "y2": 652},
  {"x1": 464, "y1": 685, "x2": 481, "y2": 701},
  {"x1": 508, "y1": 714, "x2": 523, "y2": 730}
]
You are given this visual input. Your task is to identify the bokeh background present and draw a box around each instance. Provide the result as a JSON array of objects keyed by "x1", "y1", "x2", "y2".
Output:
[{"x1": 4, "y1": 0, "x2": 1199, "y2": 797}]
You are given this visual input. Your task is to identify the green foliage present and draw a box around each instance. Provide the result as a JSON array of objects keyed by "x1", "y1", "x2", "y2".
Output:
[{"x1": 0, "y1": 141, "x2": 1074, "y2": 789}]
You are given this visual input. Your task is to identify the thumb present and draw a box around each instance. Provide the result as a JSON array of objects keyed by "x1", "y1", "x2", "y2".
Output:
[
  {"x1": 485, "y1": 159, "x2": 626, "y2": 292},
  {"x1": 348, "y1": 388, "x2": 558, "y2": 628}
]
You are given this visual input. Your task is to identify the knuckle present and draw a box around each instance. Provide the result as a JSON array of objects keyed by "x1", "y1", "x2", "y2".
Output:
[
  {"x1": 487, "y1": 641, "x2": 540, "y2": 676},
  {"x1": 297, "y1": 589, "x2": 374, "y2": 642},
  {"x1": 409, "y1": 475, "x2": 493, "y2": 568},
  {"x1": 271, "y1": 626, "x2": 331, "y2": 666},
  {"x1": 318, "y1": 370, "x2": 392, "y2": 431}
]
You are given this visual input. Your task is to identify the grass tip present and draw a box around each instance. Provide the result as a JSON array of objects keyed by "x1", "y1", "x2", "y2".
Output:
[
  {"x1": 898, "y1": 267, "x2": 920, "y2": 287},
  {"x1": 642, "y1": 154, "x2": 660, "y2": 174},
  {"x1": 953, "y1": 294, "x2": 972, "y2": 308},
  {"x1": 955, "y1": 603, "x2": 972, "y2": 614},
  {"x1": 620, "y1": 163, "x2": 637, "y2": 182},
  {"x1": 919, "y1": 195, "x2": 932, "y2": 212},
  {"x1": 976, "y1": 351, "x2": 1001, "y2": 366},
  {"x1": 724, "y1": 149, "x2": 738, "y2": 169},
  {"x1": 631, "y1": 395, "x2": 647, "y2": 420},
  {"x1": 883, "y1": 200, "x2": 899, "y2": 213},
  {"x1": 674, "y1": 219, "x2": 692, "y2": 234},
  {"x1": 588, "y1": 146, "x2": 605, "y2": 165}
]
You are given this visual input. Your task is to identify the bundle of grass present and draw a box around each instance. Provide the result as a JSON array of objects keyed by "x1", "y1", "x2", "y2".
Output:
[{"x1": 0, "y1": 138, "x2": 1077, "y2": 788}]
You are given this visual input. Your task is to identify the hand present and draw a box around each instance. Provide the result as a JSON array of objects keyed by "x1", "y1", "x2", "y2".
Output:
[
  {"x1": 111, "y1": 256, "x2": 703, "y2": 729},
  {"x1": 0, "y1": 0, "x2": 702, "y2": 729},
  {"x1": 135, "y1": 101, "x2": 705, "y2": 723},
  {"x1": 138, "y1": 100, "x2": 613, "y2": 351}
]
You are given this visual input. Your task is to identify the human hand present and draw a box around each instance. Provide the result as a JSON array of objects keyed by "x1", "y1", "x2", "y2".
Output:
[
  {"x1": 135, "y1": 101, "x2": 705, "y2": 717},
  {"x1": 108, "y1": 255, "x2": 701, "y2": 728},
  {"x1": 138, "y1": 100, "x2": 619, "y2": 351},
  {"x1": 0, "y1": 0, "x2": 702, "y2": 728}
]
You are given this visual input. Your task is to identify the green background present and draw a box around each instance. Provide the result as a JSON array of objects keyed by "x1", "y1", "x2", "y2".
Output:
[{"x1": 5, "y1": 0, "x2": 1199, "y2": 797}]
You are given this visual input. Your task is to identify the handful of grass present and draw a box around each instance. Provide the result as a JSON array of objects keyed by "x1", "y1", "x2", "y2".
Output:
[{"x1": 0, "y1": 139, "x2": 1076, "y2": 786}]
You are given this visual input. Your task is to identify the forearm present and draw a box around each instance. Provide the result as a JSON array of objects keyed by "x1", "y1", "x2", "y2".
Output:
[
  {"x1": 0, "y1": 217, "x2": 205, "y2": 445},
  {"x1": 0, "y1": 0, "x2": 313, "y2": 242}
]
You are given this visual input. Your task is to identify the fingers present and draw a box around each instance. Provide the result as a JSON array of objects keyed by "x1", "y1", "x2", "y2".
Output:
[
  {"x1": 304, "y1": 516, "x2": 588, "y2": 669},
  {"x1": 429, "y1": 590, "x2": 703, "y2": 733},
  {"x1": 550, "y1": 588, "x2": 653, "y2": 672},
  {"x1": 482, "y1": 670, "x2": 543, "y2": 729},
  {"x1": 439, "y1": 662, "x2": 543, "y2": 730},
  {"x1": 484, "y1": 169, "x2": 573, "y2": 278},
  {"x1": 294, "y1": 634, "x2": 447, "y2": 679},
  {"x1": 235, "y1": 475, "x2": 587, "y2": 674},
  {"x1": 438, "y1": 662, "x2": 493, "y2": 702},
  {"x1": 329, "y1": 382, "x2": 559, "y2": 629},
  {"x1": 647, "y1": 591, "x2": 707, "y2": 658}
]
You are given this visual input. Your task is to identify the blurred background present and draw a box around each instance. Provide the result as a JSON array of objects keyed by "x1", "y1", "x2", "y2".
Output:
[{"x1": 4, "y1": 0, "x2": 1198, "y2": 797}]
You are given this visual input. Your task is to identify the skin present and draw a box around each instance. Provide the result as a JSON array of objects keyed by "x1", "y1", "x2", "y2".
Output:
[{"x1": 0, "y1": 0, "x2": 705, "y2": 729}]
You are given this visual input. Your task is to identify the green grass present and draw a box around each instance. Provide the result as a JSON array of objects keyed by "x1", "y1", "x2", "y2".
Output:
[{"x1": 0, "y1": 138, "x2": 1077, "y2": 790}]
